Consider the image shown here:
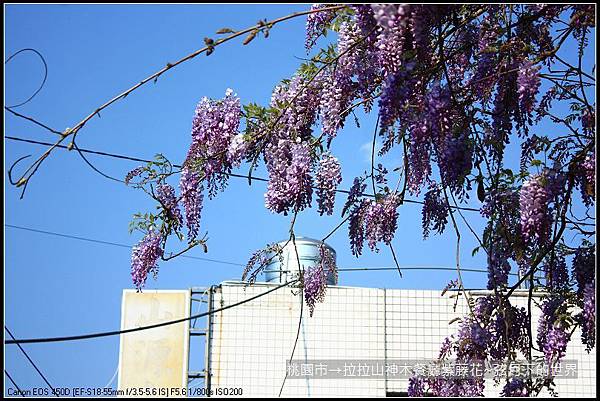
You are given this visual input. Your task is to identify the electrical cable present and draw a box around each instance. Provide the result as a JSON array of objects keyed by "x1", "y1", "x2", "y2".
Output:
[
  {"x1": 5, "y1": 224, "x2": 245, "y2": 267},
  {"x1": 5, "y1": 327, "x2": 58, "y2": 396},
  {"x1": 4, "y1": 369, "x2": 26, "y2": 397},
  {"x1": 5, "y1": 135, "x2": 481, "y2": 212},
  {"x1": 5, "y1": 280, "x2": 296, "y2": 345}
]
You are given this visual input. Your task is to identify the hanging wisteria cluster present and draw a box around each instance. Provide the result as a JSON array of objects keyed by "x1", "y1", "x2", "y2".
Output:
[
  {"x1": 124, "y1": 5, "x2": 595, "y2": 396},
  {"x1": 304, "y1": 244, "x2": 337, "y2": 317}
]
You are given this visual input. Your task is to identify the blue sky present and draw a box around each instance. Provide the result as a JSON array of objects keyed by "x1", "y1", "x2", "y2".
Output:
[{"x1": 4, "y1": 4, "x2": 594, "y2": 395}]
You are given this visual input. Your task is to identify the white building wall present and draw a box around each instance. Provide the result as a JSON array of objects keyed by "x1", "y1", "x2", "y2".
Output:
[{"x1": 208, "y1": 282, "x2": 596, "y2": 398}]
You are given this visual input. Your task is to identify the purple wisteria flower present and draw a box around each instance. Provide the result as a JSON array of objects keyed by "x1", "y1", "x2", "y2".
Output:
[
  {"x1": 572, "y1": 246, "x2": 594, "y2": 298},
  {"x1": 421, "y1": 183, "x2": 449, "y2": 239},
  {"x1": 319, "y1": 22, "x2": 360, "y2": 140},
  {"x1": 517, "y1": 60, "x2": 541, "y2": 116},
  {"x1": 579, "y1": 150, "x2": 595, "y2": 205},
  {"x1": 471, "y1": 18, "x2": 499, "y2": 102},
  {"x1": 303, "y1": 245, "x2": 336, "y2": 316},
  {"x1": 124, "y1": 166, "x2": 144, "y2": 186},
  {"x1": 348, "y1": 199, "x2": 368, "y2": 257},
  {"x1": 186, "y1": 89, "x2": 242, "y2": 197},
  {"x1": 264, "y1": 139, "x2": 313, "y2": 215},
  {"x1": 543, "y1": 254, "x2": 569, "y2": 290},
  {"x1": 315, "y1": 152, "x2": 342, "y2": 215},
  {"x1": 582, "y1": 282, "x2": 596, "y2": 351},
  {"x1": 242, "y1": 243, "x2": 282, "y2": 284},
  {"x1": 305, "y1": 4, "x2": 338, "y2": 51},
  {"x1": 364, "y1": 193, "x2": 400, "y2": 252},
  {"x1": 537, "y1": 296, "x2": 564, "y2": 352},
  {"x1": 501, "y1": 377, "x2": 529, "y2": 397},
  {"x1": 131, "y1": 230, "x2": 164, "y2": 290},
  {"x1": 438, "y1": 132, "x2": 473, "y2": 198},
  {"x1": 156, "y1": 183, "x2": 183, "y2": 230},
  {"x1": 179, "y1": 167, "x2": 204, "y2": 241},
  {"x1": 342, "y1": 177, "x2": 366, "y2": 217},
  {"x1": 486, "y1": 241, "x2": 511, "y2": 290},
  {"x1": 544, "y1": 326, "x2": 570, "y2": 364},
  {"x1": 519, "y1": 174, "x2": 551, "y2": 246},
  {"x1": 407, "y1": 123, "x2": 433, "y2": 195},
  {"x1": 407, "y1": 376, "x2": 426, "y2": 397},
  {"x1": 371, "y1": 4, "x2": 410, "y2": 77},
  {"x1": 270, "y1": 74, "x2": 323, "y2": 141},
  {"x1": 227, "y1": 134, "x2": 248, "y2": 168}
]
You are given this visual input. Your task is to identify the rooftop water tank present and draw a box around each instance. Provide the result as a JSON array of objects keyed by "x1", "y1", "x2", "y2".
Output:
[{"x1": 263, "y1": 237, "x2": 337, "y2": 285}]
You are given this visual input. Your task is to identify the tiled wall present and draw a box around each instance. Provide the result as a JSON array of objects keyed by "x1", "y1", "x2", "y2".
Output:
[{"x1": 208, "y1": 282, "x2": 596, "y2": 397}]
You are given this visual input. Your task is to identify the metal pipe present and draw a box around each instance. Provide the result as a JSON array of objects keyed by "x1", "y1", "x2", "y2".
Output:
[{"x1": 204, "y1": 286, "x2": 214, "y2": 396}]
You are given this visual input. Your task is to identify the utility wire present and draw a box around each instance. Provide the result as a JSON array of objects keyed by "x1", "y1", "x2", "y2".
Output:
[
  {"x1": 340, "y1": 266, "x2": 519, "y2": 276},
  {"x1": 5, "y1": 135, "x2": 481, "y2": 212},
  {"x1": 5, "y1": 224, "x2": 244, "y2": 267},
  {"x1": 4, "y1": 369, "x2": 25, "y2": 397},
  {"x1": 5, "y1": 327, "x2": 58, "y2": 396},
  {"x1": 5, "y1": 280, "x2": 296, "y2": 345}
]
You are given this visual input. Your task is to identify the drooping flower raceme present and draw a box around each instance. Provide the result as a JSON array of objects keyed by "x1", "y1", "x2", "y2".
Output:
[
  {"x1": 407, "y1": 376, "x2": 427, "y2": 397},
  {"x1": 179, "y1": 167, "x2": 204, "y2": 241},
  {"x1": 519, "y1": 174, "x2": 552, "y2": 246},
  {"x1": 579, "y1": 150, "x2": 595, "y2": 206},
  {"x1": 501, "y1": 377, "x2": 529, "y2": 397},
  {"x1": 486, "y1": 238, "x2": 512, "y2": 290},
  {"x1": 319, "y1": 22, "x2": 361, "y2": 140},
  {"x1": 305, "y1": 4, "x2": 338, "y2": 51},
  {"x1": 304, "y1": 263, "x2": 326, "y2": 317},
  {"x1": 582, "y1": 282, "x2": 596, "y2": 351},
  {"x1": 125, "y1": 166, "x2": 144, "y2": 186},
  {"x1": 315, "y1": 152, "x2": 342, "y2": 215},
  {"x1": 543, "y1": 254, "x2": 569, "y2": 291},
  {"x1": 572, "y1": 246, "x2": 594, "y2": 298},
  {"x1": 438, "y1": 132, "x2": 473, "y2": 198},
  {"x1": 264, "y1": 139, "x2": 313, "y2": 215},
  {"x1": 242, "y1": 243, "x2": 283, "y2": 284},
  {"x1": 364, "y1": 193, "x2": 400, "y2": 252},
  {"x1": 342, "y1": 177, "x2": 367, "y2": 217},
  {"x1": 348, "y1": 193, "x2": 400, "y2": 256},
  {"x1": 348, "y1": 199, "x2": 368, "y2": 257},
  {"x1": 537, "y1": 296, "x2": 564, "y2": 352},
  {"x1": 422, "y1": 184, "x2": 449, "y2": 239},
  {"x1": 304, "y1": 245, "x2": 336, "y2": 316},
  {"x1": 227, "y1": 134, "x2": 248, "y2": 168},
  {"x1": 544, "y1": 326, "x2": 570, "y2": 364},
  {"x1": 371, "y1": 4, "x2": 411, "y2": 77},
  {"x1": 131, "y1": 230, "x2": 164, "y2": 290},
  {"x1": 270, "y1": 74, "x2": 323, "y2": 141},
  {"x1": 156, "y1": 183, "x2": 182, "y2": 230},
  {"x1": 407, "y1": 123, "x2": 433, "y2": 195},
  {"x1": 186, "y1": 89, "x2": 242, "y2": 198},
  {"x1": 517, "y1": 60, "x2": 541, "y2": 116}
]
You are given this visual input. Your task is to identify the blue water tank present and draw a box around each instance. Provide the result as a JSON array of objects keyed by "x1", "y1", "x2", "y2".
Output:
[{"x1": 263, "y1": 237, "x2": 337, "y2": 285}]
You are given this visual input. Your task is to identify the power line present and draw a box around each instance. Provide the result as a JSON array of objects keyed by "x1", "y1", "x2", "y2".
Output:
[
  {"x1": 5, "y1": 280, "x2": 296, "y2": 345},
  {"x1": 5, "y1": 135, "x2": 481, "y2": 212},
  {"x1": 5, "y1": 327, "x2": 58, "y2": 396},
  {"x1": 337, "y1": 266, "x2": 518, "y2": 276},
  {"x1": 5, "y1": 224, "x2": 245, "y2": 267},
  {"x1": 4, "y1": 369, "x2": 25, "y2": 397}
]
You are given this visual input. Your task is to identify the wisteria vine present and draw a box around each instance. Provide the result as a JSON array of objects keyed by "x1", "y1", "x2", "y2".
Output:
[{"x1": 13, "y1": 4, "x2": 592, "y2": 397}]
